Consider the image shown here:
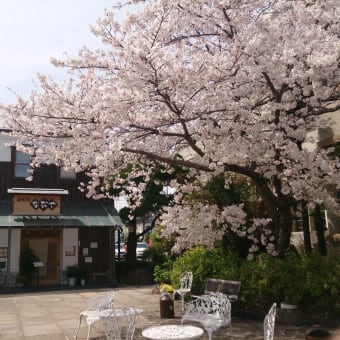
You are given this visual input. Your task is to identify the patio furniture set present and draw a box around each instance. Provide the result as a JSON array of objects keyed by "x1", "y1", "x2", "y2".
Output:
[{"x1": 74, "y1": 272, "x2": 277, "y2": 340}]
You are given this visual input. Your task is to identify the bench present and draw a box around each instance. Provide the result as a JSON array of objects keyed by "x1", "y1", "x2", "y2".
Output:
[
  {"x1": 203, "y1": 278, "x2": 242, "y2": 302},
  {"x1": 91, "y1": 272, "x2": 109, "y2": 286}
]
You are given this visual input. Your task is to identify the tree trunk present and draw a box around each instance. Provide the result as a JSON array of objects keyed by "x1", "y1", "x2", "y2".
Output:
[
  {"x1": 253, "y1": 177, "x2": 293, "y2": 256},
  {"x1": 126, "y1": 219, "x2": 138, "y2": 262},
  {"x1": 314, "y1": 205, "x2": 327, "y2": 256},
  {"x1": 302, "y1": 201, "x2": 312, "y2": 254},
  {"x1": 276, "y1": 204, "x2": 293, "y2": 256}
]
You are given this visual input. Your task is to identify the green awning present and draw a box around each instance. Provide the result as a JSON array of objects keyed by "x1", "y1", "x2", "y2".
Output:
[{"x1": 0, "y1": 201, "x2": 122, "y2": 227}]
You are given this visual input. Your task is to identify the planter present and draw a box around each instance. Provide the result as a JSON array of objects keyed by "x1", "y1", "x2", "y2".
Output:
[
  {"x1": 305, "y1": 325, "x2": 331, "y2": 340},
  {"x1": 280, "y1": 302, "x2": 298, "y2": 310},
  {"x1": 68, "y1": 277, "x2": 76, "y2": 287}
]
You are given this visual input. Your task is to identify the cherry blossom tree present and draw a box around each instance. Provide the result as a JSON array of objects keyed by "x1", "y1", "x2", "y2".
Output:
[{"x1": 3, "y1": 0, "x2": 340, "y2": 256}]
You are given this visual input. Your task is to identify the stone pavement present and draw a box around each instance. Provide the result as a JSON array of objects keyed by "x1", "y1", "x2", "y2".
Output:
[{"x1": 0, "y1": 286, "x2": 339, "y2": 339}]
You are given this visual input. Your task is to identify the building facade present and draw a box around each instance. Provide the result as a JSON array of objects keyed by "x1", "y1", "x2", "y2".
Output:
[{"x1": 0, "y1": 128, "x2": 122, "y2": 287}]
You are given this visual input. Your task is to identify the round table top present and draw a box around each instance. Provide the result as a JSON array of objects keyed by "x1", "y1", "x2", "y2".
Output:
[{"x1": 142, "y1": 324, "x2": 204, "y2": 340}]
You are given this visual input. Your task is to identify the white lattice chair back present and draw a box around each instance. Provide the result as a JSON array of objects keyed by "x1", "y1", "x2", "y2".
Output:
[
  {"x1": 209, "y1": 292, "x2": 231, "y2": 326},
  {"x1": 102, "y1": 306, "x2": 137, "y2": 340},
  {"x1": 264, "y1": 303, "x2": 276, "y2": 340},
  {"x1": 88, "y1": 291, "x2": 114, "y2": 311},
  {"x1": 183, "y1": 292, "x2": 231, "y2": 324},
  {"x1": 182, "y1": 292, "x2": 231, "y2": 340},
  {"x1": 74, "y1": 291, "x2": 115, "y2": 340},
  {"x1": 179, "y1": 271, "x2": 193, "y2": 290}
]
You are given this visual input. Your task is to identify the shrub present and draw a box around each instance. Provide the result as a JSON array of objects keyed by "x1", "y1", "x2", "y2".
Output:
[
  {"x1": 153, "y1": 257, "x2": 174, "y2": 284},
  {"x1": 166, "y1": 247, "x2": 340, "y2": 320},
  {"x1": 170, "y1": 246, "x2": 241, "y2": 293},
  {"x1": 64, "y1": 264, "x2": 79, "y2": 278},
  {"x1": 301, "y1": 254, "x2": 340, "y2": 319}
]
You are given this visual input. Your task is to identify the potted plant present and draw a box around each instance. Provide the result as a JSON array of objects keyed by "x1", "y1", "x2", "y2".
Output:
[
  {"x1": 16, "y1": 274, "x2": 27, "y2": 287},
  {"x1": 65, "y1": 264, "x2": 79, "y2": 287},
  {"x1": 77, "y1": 266, "x2": 89, "y2": 286}
]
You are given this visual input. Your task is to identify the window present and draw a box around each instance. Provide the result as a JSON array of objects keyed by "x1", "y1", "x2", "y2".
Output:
[
  {"x1": 15, "y1": 151, "x2": 31, "y2": 178},
  {"x1": 0, "y1": 247, "x2": 8, "y2": 258},
  {"x1": 0, "y1": 248, "x2": 6, "y2": 271}
]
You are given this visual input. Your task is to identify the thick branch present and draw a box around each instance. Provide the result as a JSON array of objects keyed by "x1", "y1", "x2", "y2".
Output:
[{"x1": 121, "y1": 147, "x2": 210, "y2": 172}]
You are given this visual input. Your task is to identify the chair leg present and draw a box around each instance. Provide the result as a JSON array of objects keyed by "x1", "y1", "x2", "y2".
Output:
[
  {"x1": 87, "y1": 324, "x2": 92, "y2": 340},
  {"x1": 74, "y1": 315, "x2": 83, "y2": 338}
]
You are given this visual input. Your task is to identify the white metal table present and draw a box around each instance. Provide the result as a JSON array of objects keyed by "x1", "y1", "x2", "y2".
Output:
[{"x1": 142, "y1": 324, "x2": 204, "y2": 340}]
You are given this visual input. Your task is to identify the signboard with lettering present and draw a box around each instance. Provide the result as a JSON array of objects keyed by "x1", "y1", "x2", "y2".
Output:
[
  {"x1": 12, "y1": 194, "x2": 61, "y2": 215},
  {"x1": 8, "y1": 188, "x2": 68, "y2": 216}
]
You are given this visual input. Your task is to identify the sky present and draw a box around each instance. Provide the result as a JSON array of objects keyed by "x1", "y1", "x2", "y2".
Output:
[{"x1": 0, "y1": 0, "x2": 122, "y2": 105}]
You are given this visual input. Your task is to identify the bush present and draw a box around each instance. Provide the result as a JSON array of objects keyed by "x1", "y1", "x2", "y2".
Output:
[
  {"x1": 170, "y1": 246, "x2": 241, "y2": 293},
  {"x1": 153, "y1": 256, "x2": 174, "y2": 284},
  {"x1": 64, "y1": 264, "x2": 79, "y2": 278},
  {"x1": 301, "y1": 254, "x2": 340, "y2": 320},
  {"x1": 166, "y1": 246, "x2": 340, "y2": 320}
]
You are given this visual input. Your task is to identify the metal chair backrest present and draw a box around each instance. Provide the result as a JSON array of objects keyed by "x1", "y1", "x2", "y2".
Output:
[
  {"x1": 209, "y1": 292, "x2": 232, "y2": 326},
  {"x1": 183, "y1": 292, "x2": 231, "y2": 326},
  {"x1": 87, "y1": 291, "x2": 114, "y2": 311},
  {"x1": 179, "y1": 271, "x2": 193, "y2": 290},
  {"x1": 102, "y1": 306, "x2": 137, "y2": 340},
  {"x1": 264, "y1": 303, "x2": 276, "y2": 340},
  {"x1": 74, "y1": 291, "x2": 115, "y2": 340}
]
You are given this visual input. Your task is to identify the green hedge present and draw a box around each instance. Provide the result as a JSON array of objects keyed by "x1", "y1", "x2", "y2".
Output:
[{"x1": 167, "y1": 247, "x2": 340, "y2": 320}]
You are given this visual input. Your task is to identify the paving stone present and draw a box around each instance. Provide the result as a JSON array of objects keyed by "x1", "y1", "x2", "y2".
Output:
[{"x1": 0, "y1": 286, "x2": 339, "y2": 339}]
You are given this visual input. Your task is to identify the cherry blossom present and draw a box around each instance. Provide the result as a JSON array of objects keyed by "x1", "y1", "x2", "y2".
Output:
[{"x1": 3, "y1": 0, "x2": 340, "y2": 255}]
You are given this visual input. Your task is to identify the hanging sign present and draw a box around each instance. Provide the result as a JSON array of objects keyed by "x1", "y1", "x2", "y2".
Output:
[{"x1": 8, "y1": 188, "x2": 68, "y2": 216}]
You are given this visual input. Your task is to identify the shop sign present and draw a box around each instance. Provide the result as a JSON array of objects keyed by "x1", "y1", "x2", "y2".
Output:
[{"x1": 8, "y1": 188, "x2": 68, "y2": 216}]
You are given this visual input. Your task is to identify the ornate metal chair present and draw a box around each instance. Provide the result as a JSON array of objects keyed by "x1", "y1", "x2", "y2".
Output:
[
  {"x1": 74, "y1": 291, "x2": 115, "y2": 340},
  {"x1": 102, "y1": 306, "x2": 138, "y2": 340},
  {"x1": 264, "y1": 303, "x2": 276, "y2": 340},
  {"x1": 181, "y1": 292, "x2": 231, "y2": 340},
  {"x1": 174, "y1": 271, "x2": 193, "y2": 311}
]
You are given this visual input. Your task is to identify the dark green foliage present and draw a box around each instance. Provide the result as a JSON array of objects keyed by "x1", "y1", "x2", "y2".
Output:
[
  {"x1": 153, "y1": 257, "x2": 174, "y2": 284},
  {"x1": 167, "y1": 246, "x2": 340, "y2": 319},
  {"x1": 77, "y1": 266, "x2": 89, "y2": 281},
  {"x1": 170, "y1": 246, "x2": 241, "y2": 293},
  {"x1": 144, "y1": 226, "x2": 176, "y2": 263},
  {"x1": 64, "y1": 264, "x2": 79, "y2": 278}
]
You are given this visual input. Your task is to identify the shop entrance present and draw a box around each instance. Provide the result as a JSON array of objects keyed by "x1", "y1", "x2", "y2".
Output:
[{"x1": 21, "y1": 228, "x2": 61, "y2": 285}]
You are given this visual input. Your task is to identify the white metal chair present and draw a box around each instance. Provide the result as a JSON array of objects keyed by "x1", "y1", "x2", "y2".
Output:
[
  {"x1": 102, "y1": 306, "x2": 138, "y2": 340},
  {"x1": 74, "y1": 291, "x2": 115, "y2": 340},
  {"x1": 181, "y1": 292, "x2": 232, "y2": 340},
  {"x1": 174, "y1": 271, "x2": 193, "y2": 311},
  {"x1": 264, "y1": 303, "x2": 276, "y2": 340}
]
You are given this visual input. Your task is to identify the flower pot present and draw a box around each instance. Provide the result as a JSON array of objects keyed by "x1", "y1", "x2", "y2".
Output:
[
  {"x1": 68, "y1": 277, "x2": 76, "y2": 287},
  {"x1": 305, "y1": 325, "x2": 331, "y2": 340}
]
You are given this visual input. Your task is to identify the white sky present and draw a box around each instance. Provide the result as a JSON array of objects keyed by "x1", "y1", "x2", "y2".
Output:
[{"x1": 0, "y1": 0, "x2": 120, "y2": 104}]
